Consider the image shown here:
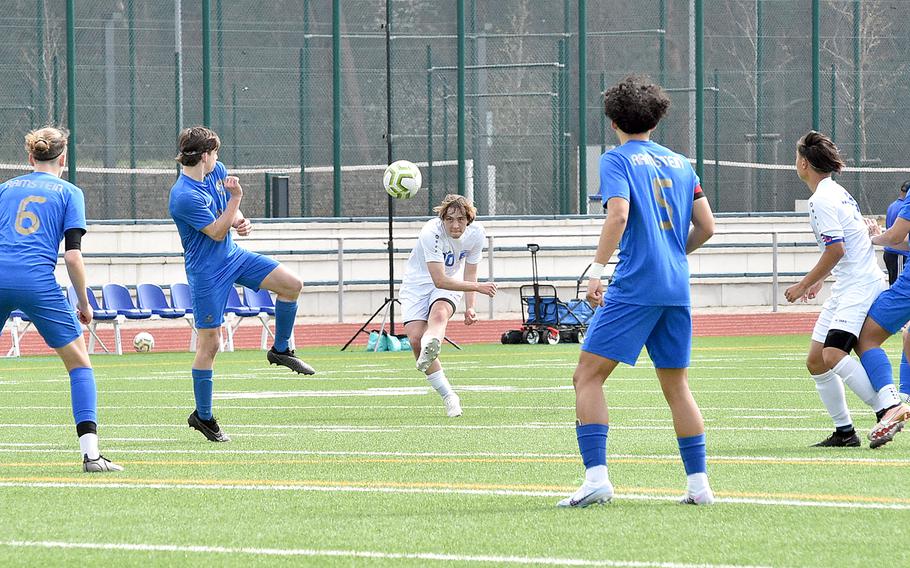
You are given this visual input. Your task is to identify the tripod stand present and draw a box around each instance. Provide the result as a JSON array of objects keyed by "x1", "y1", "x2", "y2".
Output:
[{"x1": 341, "y1": 0, "x2": 460, "y2": 353}]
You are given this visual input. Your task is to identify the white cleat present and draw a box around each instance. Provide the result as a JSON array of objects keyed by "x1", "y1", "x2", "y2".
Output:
[
  {"x1": 556, "y1": 480, "x2": 614, "y2": 508},
  {"x1": 82, "y1": 454, "x2": 124, "y2": 473},
  {"x1": 416, "y1": 337, "x2": 441, "y2": 373},
  {"x1": 680, "y1": 488, "x2": 715, "y2": 505},
  {"x1": 443, "y1": 393, "x2": 463, "y2": 417}
]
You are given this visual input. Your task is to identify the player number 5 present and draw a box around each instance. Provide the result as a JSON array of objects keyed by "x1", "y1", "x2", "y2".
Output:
[
  {"x1": 15, "y1": 195, "x2": 47, "y2": 235},
  {"x1": 652, "y1": 178, "x2": 673, "y2": 230}
]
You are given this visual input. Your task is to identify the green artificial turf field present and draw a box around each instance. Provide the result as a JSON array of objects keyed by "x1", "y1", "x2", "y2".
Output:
[{"x1": 1, "y1": 335, "x2": 909, "y2": 567}]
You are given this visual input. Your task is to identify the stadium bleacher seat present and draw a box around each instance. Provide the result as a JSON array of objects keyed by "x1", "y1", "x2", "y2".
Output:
[
  {"x1": 137, "y1": 284, "x2": 186, "y2": 319},
  {"x1": 169, "y1": 283, "x2": 202, "y2": 352},
  {"x1": 67, "y1": 286, "x2": 117, "y2": 354},
  {"x1": 242, "y1": 286, "x2": 295, "y2": 351},
  {"x1": 223, "y1": 287, "x2": 260, "y2": 352},
  {"x1": 102, "y1": 284, "x2": 152, "y2": 354}
]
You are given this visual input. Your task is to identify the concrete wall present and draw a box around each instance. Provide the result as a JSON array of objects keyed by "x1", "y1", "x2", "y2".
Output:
[{"x1": 54, "y1": 213, "x2": 866, "y2": 320}]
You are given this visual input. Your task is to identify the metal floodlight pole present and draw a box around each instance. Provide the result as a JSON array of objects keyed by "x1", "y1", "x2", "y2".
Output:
[
  {"x1": 175, "y1": 0, "x2": 184, "y2": 137},
  {"x1": 385, "y1": 0, "x2": 395, "y2": 333},
  {"x1": 201, "y1": 0, "x2": 211, "y2": 126},
  {"x1": 695, "y1": 0, "x2": 704, "y2": 181},
  {"x1": 577, "y1": 0, "x2": 587, "y2": 213},
  {"x1": 456, "y1": 0, "x2": 466, "y2": 195},
  {"x1": 333, "y1": 0, "x2": 342, "y2": 216},
  {"x1": 65, "y1": 0, "x2": 76, "y2": 183},
  {"x1": 811, "y1": 0, "x2": 820, "y2": 130}
]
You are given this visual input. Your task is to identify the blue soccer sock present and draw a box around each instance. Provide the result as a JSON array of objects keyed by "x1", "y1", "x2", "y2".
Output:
[
  {"x1": 678, "y1": 433, "x2": 707, "y2": 476},
  {"x1": 68, "y1": 367, "x2": 97, "y2": 426},
  {"x1": 860, "y1": 348, "x2": 894, "y2": 393},
  {"x1": 576, "y1": 423, "x2": 609, "y2": 471},
  {"x1": 900, "y1": 351, "x2": 910, "y2": 398},
  {"x1": 272, "y1": 300, "x2": 297, "y2": 352},
  {"x1": 192, "y1": 369, "x2": 214, "y2": 421}
]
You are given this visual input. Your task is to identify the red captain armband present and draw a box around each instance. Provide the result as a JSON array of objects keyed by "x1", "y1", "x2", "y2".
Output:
[{"x1": 693, "y1": 184, "x2": 705, "y2": 201}]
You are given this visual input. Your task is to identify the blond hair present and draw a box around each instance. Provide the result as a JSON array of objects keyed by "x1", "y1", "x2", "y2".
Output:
[
  {"x1": 25, "y1": 126, "x2": 68, "y2": 161},
  {"x1": 433, "y1": 194, "x2": 477, "y2": 225}
]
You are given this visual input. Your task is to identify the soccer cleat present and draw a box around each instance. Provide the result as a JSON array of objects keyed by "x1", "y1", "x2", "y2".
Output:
[
  {"x1": 868, "y1": 403, "x2": 910, "y2": 449},
  {"x1": 416, "y1": 337, "x2": 441, "y2": 373},
  {"x1": 267, "y1": 347, "x2": 316, "y2": 375},
  {"x1": 443, "y1": 393, "x2": 463, "y2": 417},
  {"x1": 556, "y1": 480, "x2": 614, "y2": 508},
  {"x1": 680, "y1": 488, "x2": 715, "y2": 505},
  {"x1": 188, "y1": 410, "x2": 231, "y2": 442},
  {"x1": 812, "y1": 431, "x2": 861, "y2": 447},
  {"x1": 82, "y1": 454, "x2": 124, "y2": 473}
]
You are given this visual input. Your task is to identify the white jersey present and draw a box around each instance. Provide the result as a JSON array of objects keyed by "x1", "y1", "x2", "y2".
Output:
[
  {"x1": 808, "y1": 177, "x2": 884, "y2": 294},
  {"x1": 402, "y1": 218, "x2": 485, "y2": 288}
]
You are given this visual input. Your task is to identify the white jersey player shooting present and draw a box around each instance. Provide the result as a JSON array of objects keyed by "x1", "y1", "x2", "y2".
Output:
[
  {"x1": 784, "y1": 130, "x2": 889, "y2": 448},
  {"x1": 401, "y1": 194, "x2": 497, "y2": 417}
]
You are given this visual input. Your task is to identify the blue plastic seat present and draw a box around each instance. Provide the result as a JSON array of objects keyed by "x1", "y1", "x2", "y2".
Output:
[
  {"x1": 225, "y1": 287, "x2": 258, "y2": 317},
  {"x1": 67, "y1": 286, "x2": 117, "y2": 320},
  {"x1": 169, "y1": 283, "x2": 194, "y2": 314},
  {"x1": 66, "y1": 287, "x2": 117, "y2": 354},
  {"x1": 101, "y1": 284, "x2": 152, "y2": 320},
  {"x1": 136, "y1": 283, "x2": 186, "y2": 318},
  {"x1": 169, "y1": 283, "x2": 199, "y2": 352},
  {"x1": 242, "y1": 286, "x2": 276, "y2": 316}
]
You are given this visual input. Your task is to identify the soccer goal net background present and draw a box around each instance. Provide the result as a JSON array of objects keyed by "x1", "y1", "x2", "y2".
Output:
[{"x1": 1, "y1": 1, "x2": 909, "y2": 219}]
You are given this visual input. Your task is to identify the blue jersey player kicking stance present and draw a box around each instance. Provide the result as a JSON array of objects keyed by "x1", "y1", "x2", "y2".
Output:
[
  {"x1": 558, "y1": 76, "x2": 716, "y2": 507},
  {"x1": 0, "y1": 127, "x2": 121, "y2": 472},
  {"x1": 169, "y1": 127, "x2": 315, "y2": 443}
]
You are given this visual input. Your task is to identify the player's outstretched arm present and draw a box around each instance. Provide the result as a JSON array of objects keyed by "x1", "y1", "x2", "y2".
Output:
[
  {"x1": 463, "y1": 262, "x2": 481, "y2": 325},
  {"x1": 427, "y1": 262, "x2": 497, "y2": 297},
  {"x1": 873, "y1": 217, "x2": 910, "y2": 250},
  {"x1": 686, "y1": 197, "x2": 715, "y2": 254}
]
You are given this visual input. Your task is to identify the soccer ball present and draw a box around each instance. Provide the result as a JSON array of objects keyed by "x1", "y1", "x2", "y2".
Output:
[
  {"x1": 133, "y1": 332, "x2": 154, "y2": 353},
  {"x1": 382, "y1": 160, "x2": 422, "y2": 199}
]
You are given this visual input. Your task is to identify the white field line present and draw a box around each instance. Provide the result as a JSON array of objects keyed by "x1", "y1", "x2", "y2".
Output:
[
  {"x1": 0, "y1": 376, "x2": 824, "y2": 383},
  {"x1": 0, "y1": 540, "x2": 772, "y2": 568},
  {"x1": 0, "y1": 480, "x2": 906, "y2": 512},
  {"x1": 0, "y1": 423, "x2": 835, "y2": 432},
  {"x1": 3, "y1": 447, "x2": 910, "y2": 466},
  {"x1": 0, "y1": 405, "x2": 853, "y2": 413}
]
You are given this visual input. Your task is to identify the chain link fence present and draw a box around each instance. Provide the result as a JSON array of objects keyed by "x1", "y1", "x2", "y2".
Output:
[{"x1": 0, "y1": 1, "x2": 908, "y2": 219}]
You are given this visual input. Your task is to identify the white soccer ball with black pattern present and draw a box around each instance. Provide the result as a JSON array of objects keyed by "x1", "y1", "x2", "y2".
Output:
[
  {"x1": 382, "y1": 160, "x2": 422, "y2": 199},
  {"x1": 133, "y1": 332, "x2": 155, "y2": 352}
]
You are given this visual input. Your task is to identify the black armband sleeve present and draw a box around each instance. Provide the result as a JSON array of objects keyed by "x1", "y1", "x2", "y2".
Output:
[{"x1": 64, "y1": 228, "x2": 86, "y2": 251}]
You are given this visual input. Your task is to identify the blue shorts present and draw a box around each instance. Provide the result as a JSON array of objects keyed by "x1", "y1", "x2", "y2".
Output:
[
  {"x1": 0, "y1": 286, "x2": 81, "y2": 349},
  {"x1": 581, "y1": 301, "x2": 691, "y2": 368},
  {"x1": 188, "y1": 249, "x2": 279, "y2": 329},
  {"x1": 867, "y1": 283, "x2": 910, "y2": 334}
]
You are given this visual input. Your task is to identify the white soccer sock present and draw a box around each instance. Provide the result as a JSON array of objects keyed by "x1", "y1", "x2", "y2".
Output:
[
  {"x1": 585, "y1": 464, "x2": 608, "y2": 485},
  {"x1": 426, "y1": 369, "x2": 453, "y2": 399},
  {"x1": 79, "y1": 433, "x2": 99, "y2": 460},
  {"x1": 812, "y1": 370, "x2": 852, "y2": 428},
  {"x1": 832, "y1": 356, "x2": 878, "y2": 409},
  {"x1": 686, "y1": 472, "x2": 710, "y2": 495},
  {"x1": 877, "y1": 384, "x2": 901, "y2": 410}
]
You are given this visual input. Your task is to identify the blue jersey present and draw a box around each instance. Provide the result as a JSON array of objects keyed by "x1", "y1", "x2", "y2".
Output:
[
  {"x1": 884, "y1": 197, "x2": 909, "y2": 257},
  {"x1": 0, "y1": 171, "x2": 86, "y2": 290},
  {"x1": 599, "y1": 140, "x2": 702, "y2": 306},
  {"x1": 169, "y1": 161, "x2": 238, "y2": 277}
]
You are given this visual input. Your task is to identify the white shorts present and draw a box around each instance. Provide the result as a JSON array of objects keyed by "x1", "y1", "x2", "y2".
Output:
[
  {"x1": 400, "y1": 281, "x2": 463, "y2": 324},
  {"x1": 811, "y1": 278, "x2": 888, "y2": 343}
]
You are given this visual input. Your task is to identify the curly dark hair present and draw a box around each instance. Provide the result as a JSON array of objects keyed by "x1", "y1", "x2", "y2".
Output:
[
  {"x1": 603, "y1": 75, "x2": 670, "y2": 134},
  {"x1": 796, "y1": 130, "x2": 844, "y2": 174}
]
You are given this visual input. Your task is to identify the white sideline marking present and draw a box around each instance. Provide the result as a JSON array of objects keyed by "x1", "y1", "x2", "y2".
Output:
[
  {"x1": 0, "y1": 423, "x2": 834, "y2": 432},
  {"x1": 0, "y1": 405, "x2": 856, "y2": 413},
  {"x1": 3, "y1": 447, "x2": 910, "y2": 465},
  {"x1": 0, "y1": 540, "x2": 770, "y2": 568},
  {"x1": 0, "y1": 481, "x2": 906, "y2": 512}
]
